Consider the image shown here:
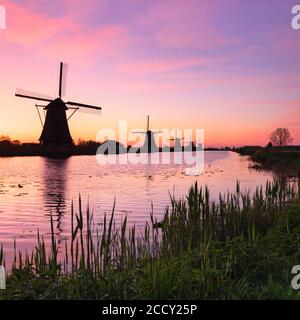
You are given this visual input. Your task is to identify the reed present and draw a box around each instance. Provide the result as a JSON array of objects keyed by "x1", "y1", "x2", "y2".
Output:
[{"x1": 1, "y1": 179, "x2": 299, "y2": 299}]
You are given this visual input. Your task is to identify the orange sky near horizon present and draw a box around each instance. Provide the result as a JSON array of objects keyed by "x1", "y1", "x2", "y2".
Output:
[{"x1": 0, "y1": 0, "x2": 299, "y2": 147}]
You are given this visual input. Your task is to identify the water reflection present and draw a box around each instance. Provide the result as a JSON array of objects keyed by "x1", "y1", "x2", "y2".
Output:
[
  {"x1": 0, "y1": 151, "x2": 277, "y2": 262},
  {"x1": 248, "y1": 159, "x2": 299, "y2": 192},
  {"x1": 42, "y1": 157, "x2": 69, "y2": 241}
]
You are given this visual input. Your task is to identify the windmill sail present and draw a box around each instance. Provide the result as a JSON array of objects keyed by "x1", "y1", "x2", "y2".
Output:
[
  {"x1": 59, "y1": 62, "x2": 68, "y2": 98},
  {"x1": 15, "y1": 62, "x2": 101, "y2": 148},
  {"x1": 15, "y1": 88, "x2": 53, "y2": 102},
  {"x1": 66, "y1": 101, "x2": 101, "y2": 110}
]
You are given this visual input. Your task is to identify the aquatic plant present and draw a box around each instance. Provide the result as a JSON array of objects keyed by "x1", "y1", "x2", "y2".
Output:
[{"x1": 0, "y1": 179, "x2": 299, "y2": 299}]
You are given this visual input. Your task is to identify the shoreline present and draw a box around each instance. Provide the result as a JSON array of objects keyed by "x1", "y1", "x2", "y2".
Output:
[
  {"x1": 236, "y1": 146, "x2": 300, "y2": 177},
  {"x1": 0, "y1": 146, "x2": 224, "y2": 158}
]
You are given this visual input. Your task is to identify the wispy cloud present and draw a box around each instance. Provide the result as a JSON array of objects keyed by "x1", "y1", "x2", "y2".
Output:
[{"x1": 1, "y1": 0, "x2": 129, "y2": 64}]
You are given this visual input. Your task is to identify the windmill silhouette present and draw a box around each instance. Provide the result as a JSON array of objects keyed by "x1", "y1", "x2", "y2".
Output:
[
  {"x1": 183, "y1": 135, "x2": 203, "y2": 151},
  {"x1": 15, "y1": 62, "x2": 101, "y2": 147},
  {"x1": 133, "y1": 115, "x2": 161, "y2": 153},
  {"x1": 169, "y1": 129, "x2": 184, "y2": 152}
]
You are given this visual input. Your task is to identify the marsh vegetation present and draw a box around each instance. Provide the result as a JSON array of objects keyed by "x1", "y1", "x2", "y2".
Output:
[{"x1": 0, "y1": 178, "x2": 299, "y2": 299}]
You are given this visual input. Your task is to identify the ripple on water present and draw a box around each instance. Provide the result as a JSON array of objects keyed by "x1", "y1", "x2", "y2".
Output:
[{"x1": 0, "y1": 151, "x2": 274, "y2": 260}]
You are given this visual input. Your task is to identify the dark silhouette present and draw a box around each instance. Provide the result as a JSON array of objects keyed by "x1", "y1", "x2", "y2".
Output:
[
  {"x1": 132, "y1": 115, "x2": 161, "y2": 153},
  {"x1": 15, "y1": 62, "x2": 101, "y2": 147},
  {"x1": 266, "y1": 141, "x2": 273, "y2": 149},
  {"x1": 168, "y1": 129, "x2": 184, "y2": 152},
  {"x1": 0, "y1": 135, "x2": 205, "y2": 157},
  {"x1": 269, "y1": 128, "x2": 293, "y2": 146},
  {"x1": 40, "y1": 98, "x2": 73, "y2": 146}
]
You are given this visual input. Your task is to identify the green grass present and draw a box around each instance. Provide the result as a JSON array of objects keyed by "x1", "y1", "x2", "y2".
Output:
[
  {"x1": 0, "y1": 180, "x2": 300, "y2": 300},
  {"x1": 236, "y1": 147, "x2": 300, "y2": 177}
]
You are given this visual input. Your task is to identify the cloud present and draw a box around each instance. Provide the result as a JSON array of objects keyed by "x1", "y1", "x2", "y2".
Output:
[
  {"x1": 35, "y1": 25, "x2": 128, "y2": 65},
  {"x1": 2, "y1": 1, "x2": 73, "y2": 44},
  {"x1": 1, "y1": 0, "x2": 129, "y2": 64},
  {"x1": 118, "y1": 56, "x2": 222, "y2": 75},
  {"x1": 134, "y1": 0, "x2": 237, "y2": 50}
]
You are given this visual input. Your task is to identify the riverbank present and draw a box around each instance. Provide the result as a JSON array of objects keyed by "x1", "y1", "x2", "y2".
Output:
[
  {"x1": 0, "y1": 142, "x2": 206, "y2": 158},
  {"x1": 0, "y1": 180, "x2": 299, "y2": 300},
  {"x1": 236, "y1": 146, "x2": 300, "y2": 177},
  {"x1": 0, "y1": 137, "x2": 224, "y2": 157}
]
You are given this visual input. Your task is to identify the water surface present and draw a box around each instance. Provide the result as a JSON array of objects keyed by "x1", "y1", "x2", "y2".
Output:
[{"x1": 0, "y1": 151, "x2": 273, "y2": 259}]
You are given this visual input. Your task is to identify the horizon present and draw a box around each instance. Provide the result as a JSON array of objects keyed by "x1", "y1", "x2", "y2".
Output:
[
  {"x1": 0, "y1": 0, "x2": 300, "y2": 146},
  {"x1": 1, "y1": 133, "x2": 298, "y2": 149}
]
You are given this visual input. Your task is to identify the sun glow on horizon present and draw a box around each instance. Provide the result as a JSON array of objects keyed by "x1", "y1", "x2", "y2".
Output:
[{"x1": 0, "y1": 0, "x2": 299, "y2": 146}]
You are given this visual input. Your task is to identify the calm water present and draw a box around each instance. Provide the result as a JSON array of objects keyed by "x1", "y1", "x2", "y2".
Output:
[{"x1": 0, "y1": 151, "x2": 273, "y2": 260}]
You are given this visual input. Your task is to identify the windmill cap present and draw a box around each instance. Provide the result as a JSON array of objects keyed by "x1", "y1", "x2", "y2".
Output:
[{"x1": 45, "y1": 98, "x2": 68, "y2": 110}]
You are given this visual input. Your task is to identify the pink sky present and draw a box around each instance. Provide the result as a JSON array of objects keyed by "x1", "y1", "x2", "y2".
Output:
[{"x1": 0, "y1": 0, "x2": 299, "y2": 146}]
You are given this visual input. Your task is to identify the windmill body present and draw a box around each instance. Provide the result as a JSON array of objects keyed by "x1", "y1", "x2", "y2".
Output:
[
  {"x1": 40, "y1": 98, "x2": 73, "y2": 146},
  {"x1": 173, "y1": 138, "x2": 183, "y2": 152},
  {"x1": 141, "y1": 115, "x2": 159, "y2": 153},
  {"x1": 141, "y1": 130, "x2": 159, "y2": 153},
  {"x1": 15, "y1": 62, "x2": 101, "y2": 148},
  {"x1": 169, "y1": 130, "x2": 183, "y2": 152},
  {"x1": 134, "y1": 116, "x2": 160, "y2": 153}
]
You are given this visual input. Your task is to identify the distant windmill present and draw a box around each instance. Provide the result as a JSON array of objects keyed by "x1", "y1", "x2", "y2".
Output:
[
  {"x1": 169, "y1": 129, "x2": 184, "y2": 152},
  {"x1": 183, "y1": 135, "x2": 203, "y2": 151},
  {"x1": 15, "y1": 62, "x2": 102, "y2": 147},
  {"x1": 133, "y1": 115, "x2": 162, "y2": 153}
]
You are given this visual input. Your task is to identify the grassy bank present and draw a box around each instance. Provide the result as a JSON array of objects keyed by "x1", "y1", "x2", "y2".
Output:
[
  {"x1": 237, "y1": 146, "x2": 300, "y2": 177},
  {"x1": 1, "y1": 180, "x2": 300, "y2": 300}
]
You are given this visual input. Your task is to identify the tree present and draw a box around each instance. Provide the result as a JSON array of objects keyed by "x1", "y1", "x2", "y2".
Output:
[
  {"x1": 269, "y1": 128, "x2": 293, "y2": 146},
  {"x1": 266, "y1": 141, "x2": 273, "y2": 149},
  {"x1": 0, "y1": 135, "x2": 10, "y2": 142}
]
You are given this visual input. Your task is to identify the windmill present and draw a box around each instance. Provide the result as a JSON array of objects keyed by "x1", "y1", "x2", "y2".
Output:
[
  {"x1": 133, "y1": 115, "x2": 162, "y2": 153},
  {"x1": 15, "y1": 62, "x2": 101, "y2": 147},
  {"x1": 168, "y1": 129, "x2": 184, "y2": 152},
  {"x1": 183, "y1": 135, "x2": 203, "y2": 151}
]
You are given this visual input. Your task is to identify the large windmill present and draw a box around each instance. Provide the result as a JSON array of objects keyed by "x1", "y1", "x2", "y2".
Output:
[
  {"x1": 15, "y1": 62, "x2": 101, "y2": 147},
  {"x1": 134, "y1": 115, "x2": 161, "y2": 153}
]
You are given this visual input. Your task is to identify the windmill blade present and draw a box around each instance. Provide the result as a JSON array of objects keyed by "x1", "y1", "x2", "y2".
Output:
[
  {"x1": 132, "y1": 131, "x2": 146, "y2": 134},
  {"x1": 75, "y1": 107, "x2": 102, "y2": 115},
  {"x1": 15, "y1": 88, "x2": 53, "y2": 102},
  {"x1": 66, "y1": 101, "x2": 102, "y2": 111},
  {"x1": 169, "y1": 137, "x2": 184, "y2": 141},
  {"x1": 152, "y1": 130, "x2": 163, "y2": 134},
  {"x1": 169, "y1": 130, "x2": 184, "y2": 141},
  {"x1": 59, "y1": 62, "x2": 68, "y2": 98},
  {"x1": 146, "y1": 115, "x2": 150, "y2": 131}
]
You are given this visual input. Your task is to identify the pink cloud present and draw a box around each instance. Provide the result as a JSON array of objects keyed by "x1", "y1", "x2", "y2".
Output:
[
  {"x1": 36, "y1": 26, "x2": 128, "y2": 65},
  {"x1": 1, "y1": 0, "x2": 129, "y2": 64},
  {"x1": 2, "y1": 1, "x2": 74, "y2": 44},
  {"x1": 118, "y1": 56, "x2": 220, "y2": 75}
]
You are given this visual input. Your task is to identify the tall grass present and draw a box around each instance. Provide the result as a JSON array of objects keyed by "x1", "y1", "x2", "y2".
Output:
[{"x1": 0, "y1": 179, "x2": 299, "y2": 299}]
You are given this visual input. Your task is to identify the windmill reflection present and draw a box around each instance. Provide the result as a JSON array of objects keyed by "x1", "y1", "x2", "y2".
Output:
[{"x1": 42, "y1": 157, "x2": 69, "y2": 243}]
